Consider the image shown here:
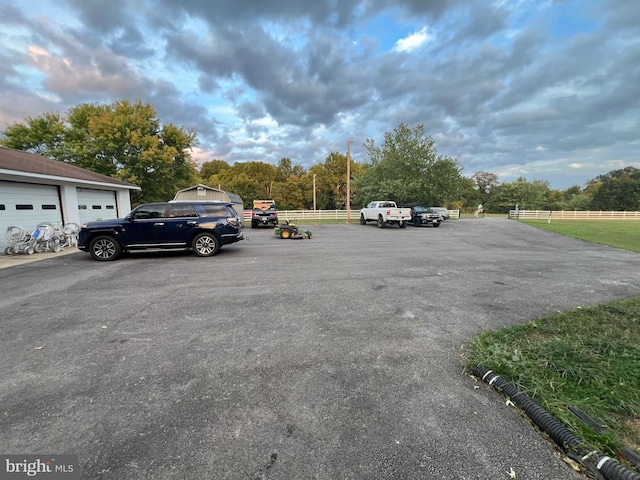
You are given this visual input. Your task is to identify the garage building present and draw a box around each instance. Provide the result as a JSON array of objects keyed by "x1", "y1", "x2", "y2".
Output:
[{"x1": 0, "y1": 146, "x2": 140, "y2": 250}]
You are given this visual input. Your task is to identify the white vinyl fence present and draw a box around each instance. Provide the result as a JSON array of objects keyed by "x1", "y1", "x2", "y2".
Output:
[
  {"x1": 243, "y1": 209, "x2": 352, "y2": 222},
  {"x1": 509, "y1": 210, "x2": 640, "y2": 220},
  {"x1": 244, "y1": 209, "x2": 460, "y2": 221}
]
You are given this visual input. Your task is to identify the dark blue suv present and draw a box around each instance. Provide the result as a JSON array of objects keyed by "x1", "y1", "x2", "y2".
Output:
[{"x1": 78, "y1": 201, "x2": 244, "y2": 261}]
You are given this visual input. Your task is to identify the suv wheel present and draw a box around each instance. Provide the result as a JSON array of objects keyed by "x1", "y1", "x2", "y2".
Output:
[
  {"x1": 193, "y1": 232, "x2": 220, "y2": 257},
  {"x1": 360, "y1": 215, "x2": 366, "y2": 225},
  {"x1": 89, "y1": 235, "x2": 122, "y2": 261},
  {"x1": 377, "y1": 215, "x2": 384, "y2": 228}
]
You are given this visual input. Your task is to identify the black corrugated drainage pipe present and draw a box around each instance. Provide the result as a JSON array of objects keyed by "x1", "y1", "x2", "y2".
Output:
[{"x1": 473, "y1": 365, "x2": 640, "y2": 480}]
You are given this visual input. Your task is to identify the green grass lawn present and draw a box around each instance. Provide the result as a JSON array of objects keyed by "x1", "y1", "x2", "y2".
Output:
[
  {"x1": 519, "y1": 219, "x2": 640, "y2": 253},
  {"x1": 465, "y1": 220, "x2": 640, "y2": 463}
]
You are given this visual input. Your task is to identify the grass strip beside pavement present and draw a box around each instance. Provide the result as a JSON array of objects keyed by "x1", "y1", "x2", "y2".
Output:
[
  {"x1": 465, "y1": 220, "x2": 640, "y2": 461},
  {"x1": 518, "y1": 219, "x2": 640, "y2": 253},
  {"x1": 465, "y1": 299, "x2": 640, "y2": 457}
]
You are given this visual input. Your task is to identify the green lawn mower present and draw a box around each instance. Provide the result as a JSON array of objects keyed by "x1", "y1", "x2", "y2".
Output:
[{"x1": 274, "y1": 220, "x2": 312, "y2": 239}]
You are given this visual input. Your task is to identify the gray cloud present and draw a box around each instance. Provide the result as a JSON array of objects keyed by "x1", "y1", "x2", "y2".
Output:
[{"x1": 0, "y1": 0, "x2": 638, "y2": 188}]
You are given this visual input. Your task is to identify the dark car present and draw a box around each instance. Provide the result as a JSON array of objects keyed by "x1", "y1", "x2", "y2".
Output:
[
  {"x1": 403, "y1": 205, "x2": 443, "y2": 227},
  {"x1": 251, "y1": 200, "x2": 278, "y2": 228},
  {"x1": 78, "y1": 201, "x2": 244, "y2": 261}
]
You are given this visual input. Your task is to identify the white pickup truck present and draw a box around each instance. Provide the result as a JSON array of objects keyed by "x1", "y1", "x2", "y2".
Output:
[{"x1": 359, "y1": 201, "x2": 412, "y2": 228}]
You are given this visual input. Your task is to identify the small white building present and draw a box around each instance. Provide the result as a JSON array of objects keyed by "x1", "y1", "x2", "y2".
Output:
[
  {"x1": 173, "y1": 184, "x2": 245, "y2": 223},
  {"x1": 0, "y1": 146, "x2": 140, "y2": 249}
]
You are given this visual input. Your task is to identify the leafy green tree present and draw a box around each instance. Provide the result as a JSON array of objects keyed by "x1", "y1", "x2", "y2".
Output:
[
  {"x1": 324, "y1": 152, "x2": 349, "y2": 209},
  {"x1": 132, "y1": 122, "x2": 199, "y2": 203},
  {"x1": 472, "y1": 171, "x2": 499, "y2": 204},
  {"x1": 1, "y1": 100, "x2": 199, "y2": 204},
  {"x1": 308, "y1": 164, "x2": 333, "y2": 209},
  {"x1": 305, "y1": 152, "x2": 361, "y2": 209},
  {"x1": 297, "y1": 171, "x2": 317, "y2": 209},
  {"x1": 272, "y1": 177, "x2": 306, "y2": 210},
  {"x1": 566, "y1": 192, "x2": 592, "y2": 211},
  {"x1": 200, "y1": 160, "x2": 231, "y2": 182},
  {"x1": 234, "y1": 161, "x2": 278, "y2": 198},
  {"x1": 590, "y1": 167, "x2": 640, "y2": 210},
  {"x1": 547, "y1": 185, "x2": 589, "y2": 210},
  {"x1": 199, "y1": 157, "x2": 314, "y2": 209},
  {"x1": 63, "y1": 103, "x2": 118, "y2": 175},
  {"x1": 583, "y1": 180, "x2": 601, "y2": 202},
  {"x1": 226, "y1": 174, "x2": 262, "y2": 205},
  {"x1": 547, "y1": 189, "x2": 568, "y2": 210},
  {"x1": 1, "y1": 112, "x2": 67, "y2": 158},
  {"x1": 275, "y1": 158, "x2": 294, "y2": 182},
  {"x1": 292, "y1": 164, "x2": 307, "y2": 178},
  {"x1": 430, "y1": 157, "x2": 465, "y2": 205},
  {"x1": 458, "y1": 176, "x2": 481, "y2": 211},
  {"x1": 485, "y1": 177, "x2": 550, "y2": 213},
  {"x1": 270, "y1": 157, "x2": 310, "y2": 209},
  {"x1": 354, "y1": 123, "x2": 463, "y2": 207},
  {"x1": 203, "y1": 161, "x2": 278, "y2": 207}
]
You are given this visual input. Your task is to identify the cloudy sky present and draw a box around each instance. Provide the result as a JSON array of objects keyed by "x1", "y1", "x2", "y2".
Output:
[{"x1": 1, "y1": 0, "x2": 638, "y2": 189}]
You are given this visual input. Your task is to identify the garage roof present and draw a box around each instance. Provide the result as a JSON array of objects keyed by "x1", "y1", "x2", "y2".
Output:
[{"x1": 0, "y1": 146, "x2": 139, "y2": 189}]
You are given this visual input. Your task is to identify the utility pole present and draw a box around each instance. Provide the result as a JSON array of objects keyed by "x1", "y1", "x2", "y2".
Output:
[
  {"x1": 347, "y1": 140, "x2": 352, "y2": 223},
  {"x1": 313, "y1": 174, "x2": 317, "y2": 211}
]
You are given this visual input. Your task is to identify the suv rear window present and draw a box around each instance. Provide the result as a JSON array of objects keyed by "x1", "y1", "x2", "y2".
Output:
[
  {"x1": 201, "y1": 204, "x2": 232, "y2": 216},
  {"x1": 168, "y1": 204, "x2": 198, "y2": 218}
]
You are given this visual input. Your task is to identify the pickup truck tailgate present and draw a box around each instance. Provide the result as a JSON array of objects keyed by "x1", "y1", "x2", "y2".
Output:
[{"x1": 388, "y1": 208, "x2": 412, "y2": 219}]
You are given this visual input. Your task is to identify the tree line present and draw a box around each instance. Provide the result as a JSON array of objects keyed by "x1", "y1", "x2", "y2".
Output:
[
  {"x1": 461, "y1": 168, "x2": 640, "y2": 213},
  {"x1": 2, "y1": 100, "x2": 638, "y2": 213}
]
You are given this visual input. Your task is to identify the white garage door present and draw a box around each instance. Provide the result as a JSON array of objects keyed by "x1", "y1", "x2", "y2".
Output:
[
  {"x1": 0, "y1": 181, "x2": 63, "y2": 250},
  {"x1": 77, "y1": 188, "x2": 118, "y2": 224}
]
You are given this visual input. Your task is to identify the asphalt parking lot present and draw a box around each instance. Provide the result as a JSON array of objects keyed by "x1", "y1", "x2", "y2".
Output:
[{"x1": 1, "y1": 218, "x2": 639, "y2": 479}]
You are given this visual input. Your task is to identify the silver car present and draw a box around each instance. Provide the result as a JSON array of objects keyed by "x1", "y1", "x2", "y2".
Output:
[{"x1": 429, "y1": 207, "x2": 450, "y2": 220}]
